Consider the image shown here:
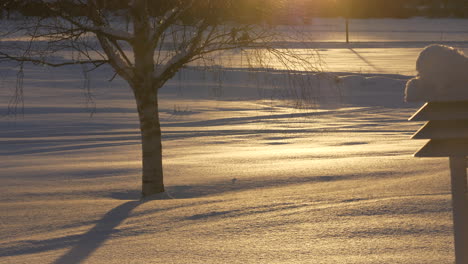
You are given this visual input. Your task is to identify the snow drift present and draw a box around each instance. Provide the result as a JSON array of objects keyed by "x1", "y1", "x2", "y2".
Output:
[{"x1": 405, "y1": 44, "x2": 468, "y2": 102}]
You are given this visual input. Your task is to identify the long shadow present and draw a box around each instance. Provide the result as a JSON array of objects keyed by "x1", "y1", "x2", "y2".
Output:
[
  {"x1": 161, "y1": 110, "x2": 334, "y2": 128},
  {"x1": 52, "y1": 201, "x2": 140, "y2": 264},
  {"x1": 348, "y1": 48, "x2": 382, "y2": 72},
  {"x1": 0, "y1": 200, "x2": 221, "y2": 258},
  {"x1": 165, "y1": 174, "x2": 372, "y2": 199}
]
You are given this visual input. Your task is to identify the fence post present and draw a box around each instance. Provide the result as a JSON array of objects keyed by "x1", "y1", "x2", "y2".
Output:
[
  {"x1": 449, "y1": 156, "x2": 468, "y2": 263},
  {"x1": 409, "y1": 101, "x2": 468, "y2": 264}
]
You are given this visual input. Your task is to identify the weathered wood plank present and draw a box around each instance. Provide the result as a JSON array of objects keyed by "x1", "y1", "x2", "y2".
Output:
[
  {"x1": 414, "y1": 139, "x2": 468, "y2": 157},
  {"x1": 412, "y1": 120, "x2": 468, "y2": 139},
  {"x1": 449, "y1": 157, "x2": 468, "y2": 264},
  {"x1": 409, "y1": 101, "x2": 468, "y2": 121}
]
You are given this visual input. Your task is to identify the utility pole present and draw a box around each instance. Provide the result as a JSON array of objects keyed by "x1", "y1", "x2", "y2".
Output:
[
  {"x1": 344, "y1": 0, "x2": 350, "y2": 44},
  {"x1": 345, "y1": 17, "x2": 349, "y2": 43}
]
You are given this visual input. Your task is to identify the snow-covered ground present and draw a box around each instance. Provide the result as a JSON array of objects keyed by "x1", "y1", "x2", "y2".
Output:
[{"x1": 0, "y1": 18, "x2": 462, "y2": 263}]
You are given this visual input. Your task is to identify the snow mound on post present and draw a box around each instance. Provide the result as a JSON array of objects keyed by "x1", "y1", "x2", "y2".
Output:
[{"x1": 405, "y1": 44, "x2": 468, "y2": 102}]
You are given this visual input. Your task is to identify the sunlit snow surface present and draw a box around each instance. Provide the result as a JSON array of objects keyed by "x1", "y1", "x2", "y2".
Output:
[{"x1": 0, "y1": 18, "x2": 461, "y2": 263}]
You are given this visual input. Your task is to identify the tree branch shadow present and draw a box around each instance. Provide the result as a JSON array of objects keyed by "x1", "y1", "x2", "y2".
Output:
[{"x1": 52, "y1": 201, "x2": 140, "y2": 264}]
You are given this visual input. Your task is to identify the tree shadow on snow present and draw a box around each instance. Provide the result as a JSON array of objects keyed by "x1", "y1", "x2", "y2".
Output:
[
  {"x1": 0, "y1": 199, "x2": 220, "y2": 261},
  {"x1": 0, "y1": 201, "x2": 140, "y2": 261},
  {"x1": 51, "y1": 201, "x2": 140, "y2": 264}
]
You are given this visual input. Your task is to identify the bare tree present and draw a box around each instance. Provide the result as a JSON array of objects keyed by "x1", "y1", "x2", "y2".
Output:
[{"x1": 0, "y1": 0, "x2": 318, "y2": 197}]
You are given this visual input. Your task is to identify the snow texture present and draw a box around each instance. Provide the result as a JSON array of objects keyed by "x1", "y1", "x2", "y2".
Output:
[
  {"x1": 0, "y1": 64, "x2": 445, "y2": 264},
  {"x1": 405, "y1": 44, "x2": 468, "y2": 102},
  {"x1": 0, "y1": 17, "x2": 464, "y2": 264}
]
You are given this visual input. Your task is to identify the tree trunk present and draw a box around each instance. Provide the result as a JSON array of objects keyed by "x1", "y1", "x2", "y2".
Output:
[
  {"x1": 135, "y1": 88, "x2": 165, "y2": 197},
  {"x1": 131, "y1": 4, "x2": 163, "y2": 197}
]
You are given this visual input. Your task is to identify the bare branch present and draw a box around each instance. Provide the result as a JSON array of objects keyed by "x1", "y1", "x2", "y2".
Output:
[
  {"x1": 152, "y1": 19, "x2": 211, "y2": 83},
  {"x1": 45, "y1": 1, "x2": 134, "y2": 42},
  {"x1": 0, "y1": 50, "x2": 108, "y2": 67}
]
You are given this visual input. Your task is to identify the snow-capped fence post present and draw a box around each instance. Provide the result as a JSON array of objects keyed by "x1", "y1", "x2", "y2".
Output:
[{"x1": 409, "y1": 101, "x2": 468, "y2": 264}]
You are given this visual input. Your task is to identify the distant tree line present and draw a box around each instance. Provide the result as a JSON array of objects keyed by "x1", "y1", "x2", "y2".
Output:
[
  {"x1": 0, "y1": 0, "x2": 280, "y2": 23},
  {"x1": 307, "y1": 0, "x2": 468, "y2": 19},
  {"x1": 2, "y1": 0, "x2": 468, "y2": 22}
]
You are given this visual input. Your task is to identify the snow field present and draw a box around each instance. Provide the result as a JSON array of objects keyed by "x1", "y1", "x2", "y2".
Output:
[
  {"x1": 1, "y1": 17, "x2": 465, "y2": 263},
  {"x1": 0, "y1": 64, "x2": 454, "y2": 263}
]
